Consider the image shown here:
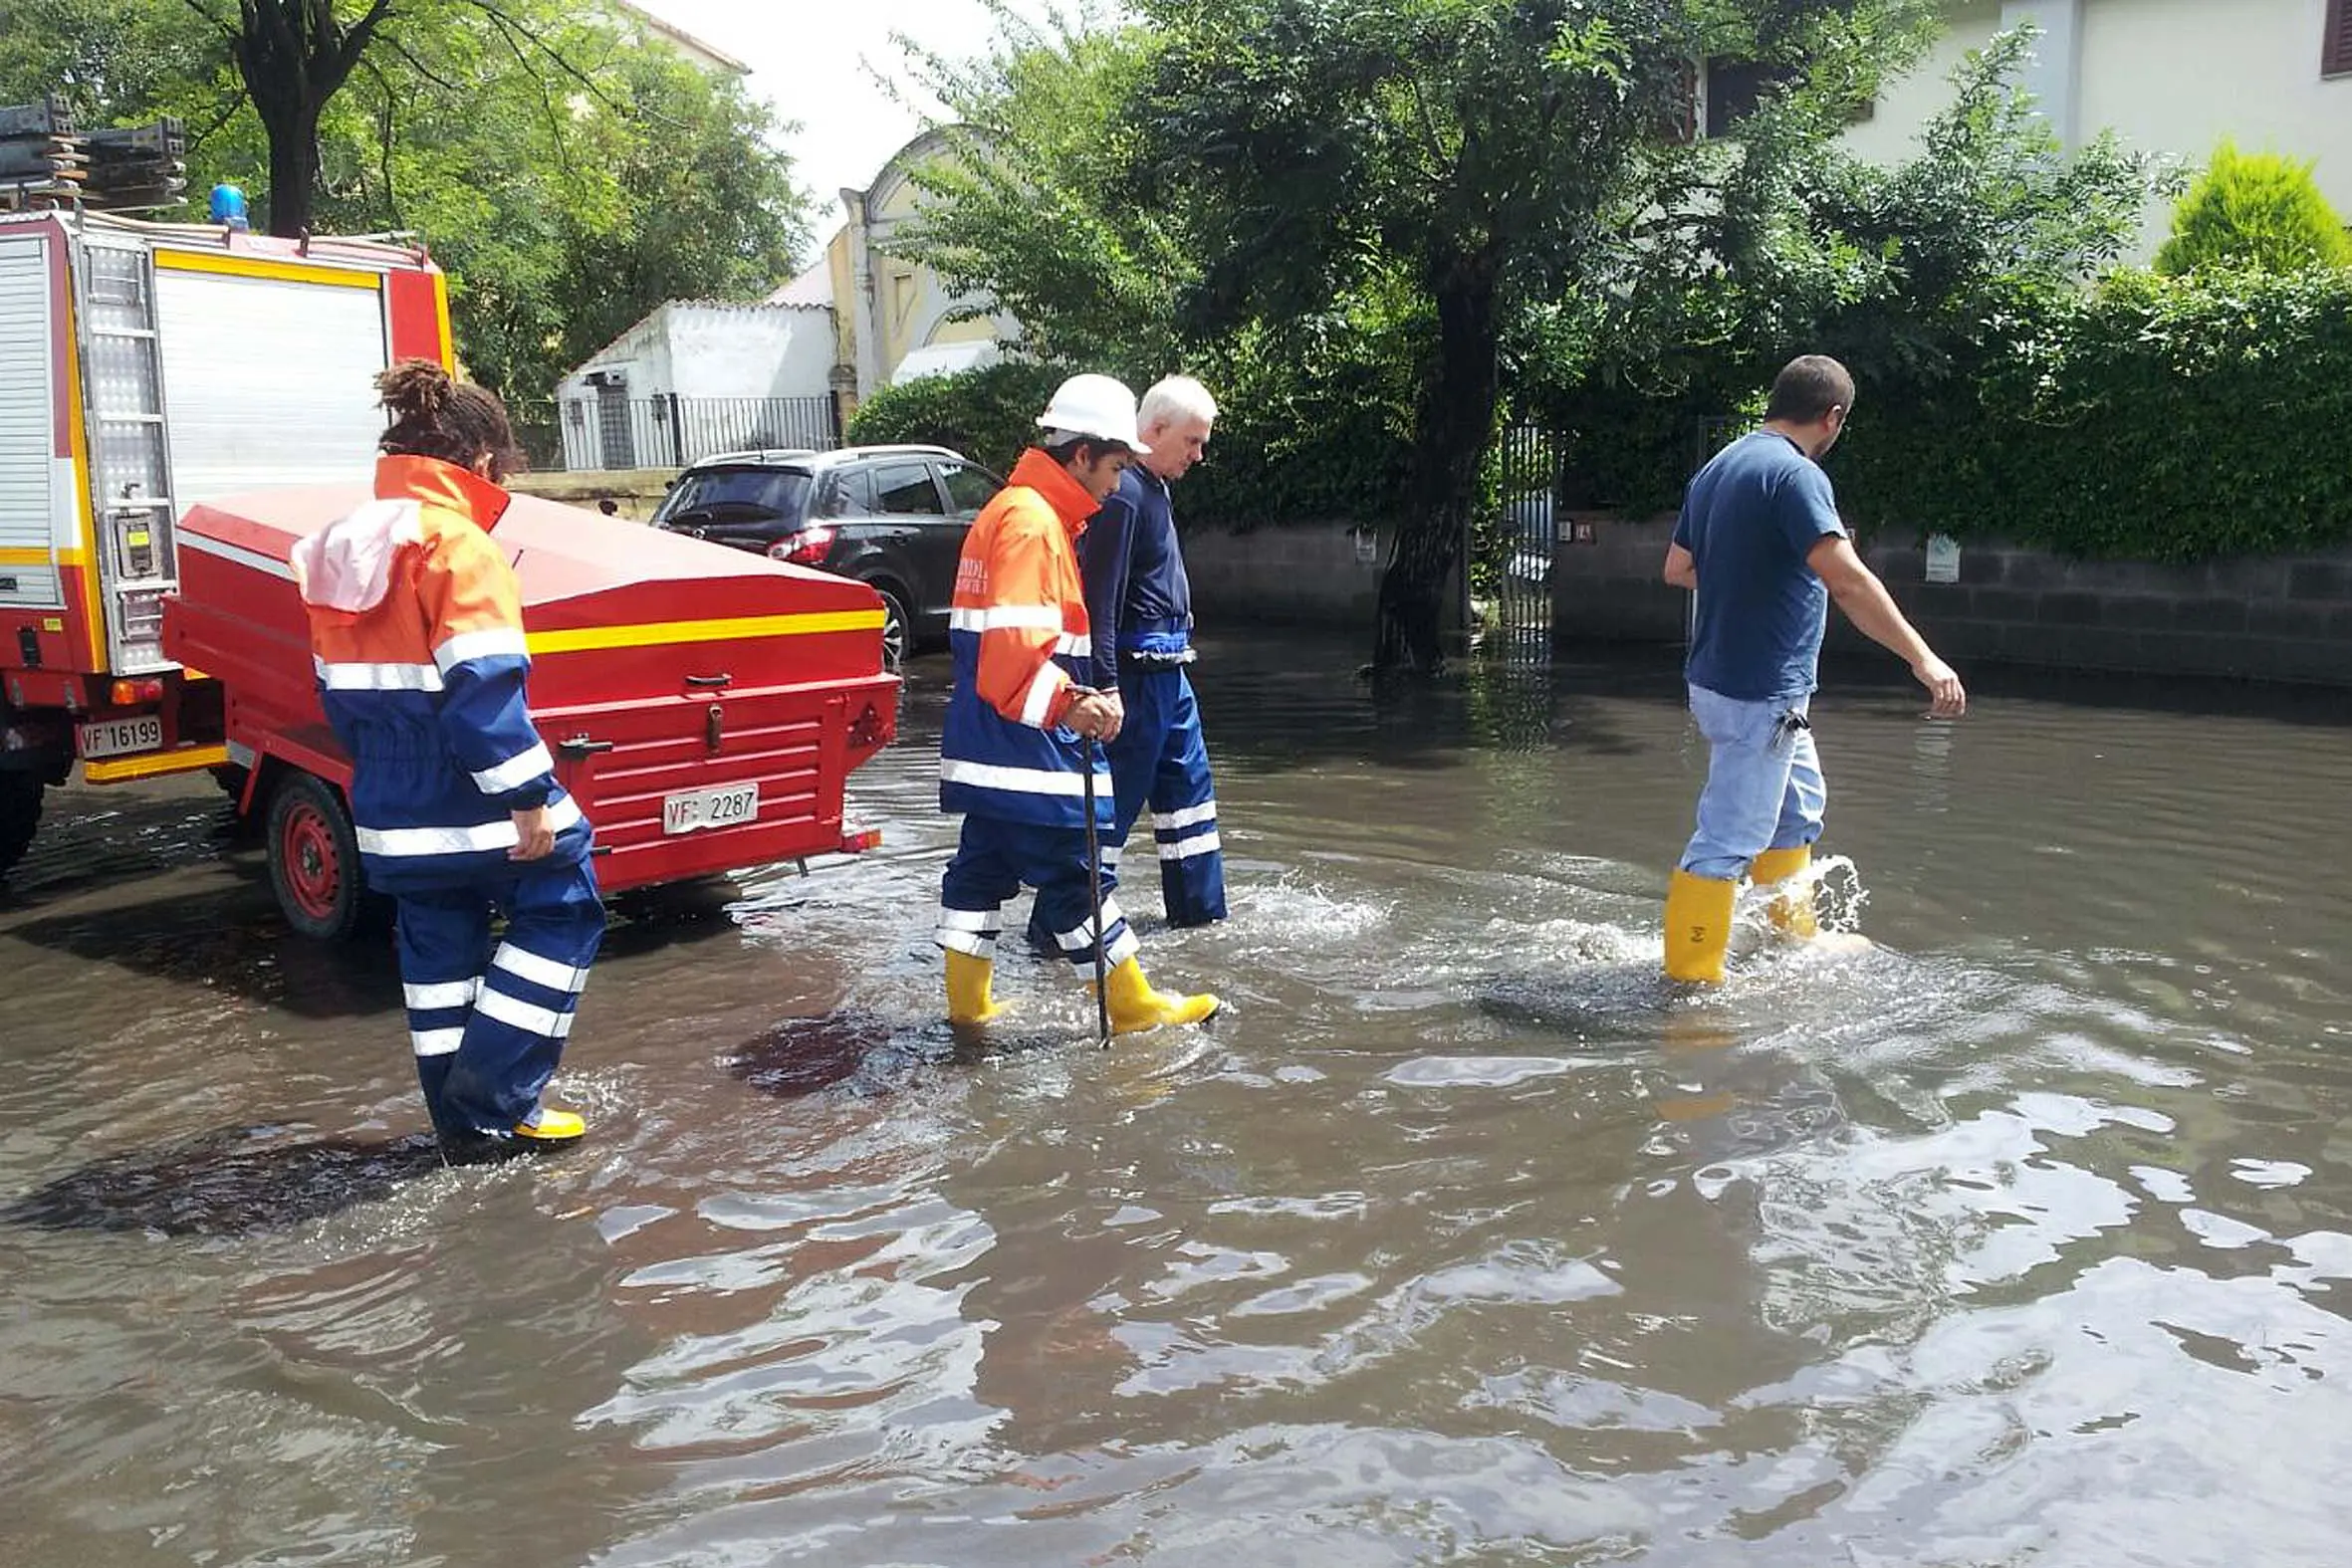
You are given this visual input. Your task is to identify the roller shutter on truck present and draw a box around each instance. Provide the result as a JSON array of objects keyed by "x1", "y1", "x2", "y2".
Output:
[
  {"x1": 0, "y1": 235, "x2": 65, "y2": 615},
  {"x1": 153, "y1": 261, "x2": 393, "y2": 510}
]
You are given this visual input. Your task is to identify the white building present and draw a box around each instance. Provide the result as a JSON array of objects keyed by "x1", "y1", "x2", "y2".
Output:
[
  {"x1": 1845, "y1": 0, "x2": 2352, "y2": 258},
  {"x1": 554, "y1": 301, "x2": 836, "y2": 470},
  {"x1": 604, "y1": 1, "x2": 751, "y2": 76}
]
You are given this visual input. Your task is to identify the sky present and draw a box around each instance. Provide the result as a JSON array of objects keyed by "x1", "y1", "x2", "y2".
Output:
[{"x1": 633, "y1": 1, "x2": 1049, "y2": 249}]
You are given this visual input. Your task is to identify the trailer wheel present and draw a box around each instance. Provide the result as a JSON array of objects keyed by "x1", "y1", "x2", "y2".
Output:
[
  {"x1": 0, "y1": 772, "x2": 42, "y2": 881},
  {"x1": 266, "y1": 773, "x2": 385, "y2": 941}
]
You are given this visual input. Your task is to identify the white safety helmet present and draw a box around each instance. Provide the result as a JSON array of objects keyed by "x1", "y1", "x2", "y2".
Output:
[{"x1": 1036, "y1": 373, "x2": 1151, "y2": 456}]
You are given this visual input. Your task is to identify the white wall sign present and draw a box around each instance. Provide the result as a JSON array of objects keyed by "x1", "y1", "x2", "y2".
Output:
[{"x1": 1925, "y1": 534, "x2": 1962, "y2": 583}]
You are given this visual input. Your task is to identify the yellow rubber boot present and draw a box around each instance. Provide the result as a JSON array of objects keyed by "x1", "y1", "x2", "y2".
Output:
[
  {"x1": 1100, "y1": 956, "x2": 1220, "y2": 1034},
  {"x1": 514, "y1": 1106, "x2": 586, "y2": 1144},
  {"x1": 1751, "y1": 845, "x2": 1818, "y2": 940},
  {"x1": 946, "y1": 950, "x2": 1006, "y2": 1025},
  {"x1": 1663, "y1": 869, "x2": 1737, "y2": 985}
]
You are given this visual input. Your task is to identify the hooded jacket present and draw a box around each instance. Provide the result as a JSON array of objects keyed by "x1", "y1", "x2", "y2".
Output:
[{"x1": 293, "y1": 455, "x2": 589, "y2": 890}]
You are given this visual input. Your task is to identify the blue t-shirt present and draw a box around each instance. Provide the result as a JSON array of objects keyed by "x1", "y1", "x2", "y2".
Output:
[{"x1": 1674, "y1": 430, "x2": 1849, "y2": 702}]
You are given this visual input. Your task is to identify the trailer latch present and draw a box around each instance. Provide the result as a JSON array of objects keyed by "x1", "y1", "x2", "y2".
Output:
[
  {"x1": 705, "y1": 703, "x2": 725, "y2": 754},
  {"x1": 558, "y1": 735, "x2": 615, "y2": 760}
]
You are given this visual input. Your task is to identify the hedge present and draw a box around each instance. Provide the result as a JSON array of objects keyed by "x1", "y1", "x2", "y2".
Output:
[
  {"x1": 1832, "y1": 266, "x2": 2352, "y2": 560},
  {"x1": 845, "y1": 267, "x2": 2352, "y2": 564}
]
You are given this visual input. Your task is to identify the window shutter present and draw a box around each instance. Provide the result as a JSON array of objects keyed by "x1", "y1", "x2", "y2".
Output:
[{"x1": 2328, "y1": 0, "x2": 2352, "y2": 78}]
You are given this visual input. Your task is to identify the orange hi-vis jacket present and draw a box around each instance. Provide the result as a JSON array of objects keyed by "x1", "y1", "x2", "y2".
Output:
[
  {"x1": 937, "y1": 447, "x2": 1114, "y2": 830},
  {"x1": 293, "y1": 455, "x2": 590, "y2": 891}
]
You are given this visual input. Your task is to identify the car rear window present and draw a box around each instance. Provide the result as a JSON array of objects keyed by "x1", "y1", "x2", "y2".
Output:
[{"x1": 660, "y1": 468, "x2": 813, "y2": 525}]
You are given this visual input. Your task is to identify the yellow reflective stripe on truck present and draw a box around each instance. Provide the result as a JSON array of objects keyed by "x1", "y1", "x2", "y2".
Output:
[
  {"x1": 151, "y1": 249, "x2": 382, "y2": 290},
  {"x1": 82, "y1": 744, "x2": 231, "y2": 785},
  {"x1": 528, "y1": 609, "x2": 887, "y2": 656}
]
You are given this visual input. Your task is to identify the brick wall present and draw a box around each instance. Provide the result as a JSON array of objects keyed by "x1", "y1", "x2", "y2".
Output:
[{"x1": 1552, "y1": 515, "x2": 2352, "y2": 686}]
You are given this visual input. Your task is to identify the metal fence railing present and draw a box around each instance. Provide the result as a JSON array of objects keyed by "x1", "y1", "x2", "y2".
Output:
[
  {"x1": 511, "y1": 394, "x2": 841, "y2": 474},
  {"x1": 1483, "y1": 425, "x2": 1564, "y2": 660}
]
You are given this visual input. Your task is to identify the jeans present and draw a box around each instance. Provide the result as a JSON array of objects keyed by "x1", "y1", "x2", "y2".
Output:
[{"x1": 1679, "y1": 684, "x2": 1825, "y2": 882}]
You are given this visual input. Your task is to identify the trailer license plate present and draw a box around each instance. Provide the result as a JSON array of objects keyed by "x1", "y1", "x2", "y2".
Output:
[
  {"x1": 79, "y1": 715, "x2": 164, "y2": 761},
  {"x1": 663, "y1": 782, "x2": 759, "y2": 835}
]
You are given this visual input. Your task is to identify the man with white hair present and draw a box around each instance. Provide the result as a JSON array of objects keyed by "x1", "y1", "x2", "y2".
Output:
[
  {"x1": 937, "y1": 372, "x2": 1222, "y2": 1035},
  {"x1": 1033, "y1": 374, "x2": 1230, "y2": 944}
]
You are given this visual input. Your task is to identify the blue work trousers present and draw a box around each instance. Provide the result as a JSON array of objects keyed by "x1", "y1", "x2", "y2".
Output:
[
  {"x1": 943, "y1": 816, "x2": 1139, "y2": 972},
  {"x1": 395, "y1": 861, "x2": 606, "y2": 1142}
]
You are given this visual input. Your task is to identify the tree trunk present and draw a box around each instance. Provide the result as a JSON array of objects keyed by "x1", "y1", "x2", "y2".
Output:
[
  {"x1": 1372, "y1": 252, "x2": 1503, "y2": 675},
  {"x1": 259, "y1": 97, "x2": 322, "y2": 237}
]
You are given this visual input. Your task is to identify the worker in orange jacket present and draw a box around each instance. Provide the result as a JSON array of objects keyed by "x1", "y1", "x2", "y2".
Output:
[
  {"x1": 936, "y1": 374, "x2": 1221, "y2": 1034},
  {"x1": 293, "y1": 361, "x2": 600, "y2": 1158}
]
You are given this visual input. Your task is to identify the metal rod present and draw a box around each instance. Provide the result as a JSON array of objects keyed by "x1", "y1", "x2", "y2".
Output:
[{"x1": 1081, "y1": 734, "x2": 1111, "y2": 1049}]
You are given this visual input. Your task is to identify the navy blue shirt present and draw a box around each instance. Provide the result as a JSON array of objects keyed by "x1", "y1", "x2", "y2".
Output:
[
  {"x1": 1076, "y1": 465, "x2": 1194, "y2": 691},
  {"x1": 1673, "y1": 430, "x2": 1849, "y2": 702}
]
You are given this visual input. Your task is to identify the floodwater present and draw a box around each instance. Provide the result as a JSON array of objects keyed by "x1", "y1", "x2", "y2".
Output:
[{"x1": 6, "y1": 633, "x2": 2352, "y2": 1568}]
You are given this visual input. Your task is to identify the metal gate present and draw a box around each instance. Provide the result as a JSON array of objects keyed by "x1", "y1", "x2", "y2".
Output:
[{"x1": 1487, "y1": 425, "x2": 1560, "y2": 663}]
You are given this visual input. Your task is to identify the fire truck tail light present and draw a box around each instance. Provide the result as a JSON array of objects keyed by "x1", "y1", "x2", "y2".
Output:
[
  {"x1": 767, "y1": 526, "x2": 835, "y2": 566},
  {"x1": 111, "y1": 678, "x2": 165, "y2": 707}
]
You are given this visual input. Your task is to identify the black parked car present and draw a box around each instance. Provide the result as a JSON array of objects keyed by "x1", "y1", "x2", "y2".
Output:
[{"x1": 649, "y1": 444, "x2": 1005, "y2": 665}]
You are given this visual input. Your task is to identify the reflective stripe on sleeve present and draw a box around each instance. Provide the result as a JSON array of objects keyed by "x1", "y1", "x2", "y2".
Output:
[
  {"x1": 317, "y1": 658, "x2": 443, "y2": 692},
  {"x1": 357, "y1": 795, "x2": 585, "y2": 858},
  {"x1": 435, "y1": 626, "x2": 529, "y2": 673},
  {"x1": 471, "y1": 741, "x2": 555, "y2": 795},
  {"x1": 1019, "y1": 663, "x2": 1065, "y2": 729}
]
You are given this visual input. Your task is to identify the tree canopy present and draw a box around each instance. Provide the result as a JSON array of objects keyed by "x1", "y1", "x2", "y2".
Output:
[
  {"x1": 0, "y1": 0, "x2": 811, "y2": 402},
  {"x1": 885, "y1": 5, "x2": 2170, "y2": 670}
]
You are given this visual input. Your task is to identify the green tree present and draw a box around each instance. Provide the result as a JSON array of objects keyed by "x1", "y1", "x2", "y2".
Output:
[
  {"x1": 890, "y1": 2, "x2": 1187, "y2": 372},
  {"x1": 1132, "y1": 0, "x2": 1944, "y2": 672},
  {"x1": 1, "y1": 0, "x2": 810, "y2": 402},
  {"x1": 2154, "y1": 138, "x2": 2352, "y2": 276}
]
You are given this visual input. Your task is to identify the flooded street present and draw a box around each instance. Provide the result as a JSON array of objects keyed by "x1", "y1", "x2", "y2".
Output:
[{"x1": 7, "y1": 632, "x2": 2352, "y2": 1567}]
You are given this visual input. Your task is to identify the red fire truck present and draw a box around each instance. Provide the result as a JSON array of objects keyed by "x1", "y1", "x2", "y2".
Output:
[{"x1": 0, "y1": 208, "x2": 898, "y2": 933}]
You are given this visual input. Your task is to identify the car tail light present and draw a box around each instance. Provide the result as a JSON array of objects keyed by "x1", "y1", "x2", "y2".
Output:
[{"x1": 768, "y1": 526, "x2": 834, "y2": 565}]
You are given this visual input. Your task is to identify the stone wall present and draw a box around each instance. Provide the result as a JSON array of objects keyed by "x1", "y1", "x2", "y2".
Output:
[
  {"x1": 1551, "y1": 515, "x2": 2352, "y2": 686},
  {"x1": 507, "y1": 468, "x2": 678, "y2": 523},
  {"x1": 1181, "y1": 520, "x2": 1395, "y2": 628}
]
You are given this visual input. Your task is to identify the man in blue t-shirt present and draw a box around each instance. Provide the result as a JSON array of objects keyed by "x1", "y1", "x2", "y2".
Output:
[{"x1": 1660, "y1": 354, "x2": 1967, "y2": 984}]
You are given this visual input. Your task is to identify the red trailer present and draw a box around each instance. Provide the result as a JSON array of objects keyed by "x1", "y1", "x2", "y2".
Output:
[{"x1": 164, "y1": 487, "x2": 900, "y2": 937}]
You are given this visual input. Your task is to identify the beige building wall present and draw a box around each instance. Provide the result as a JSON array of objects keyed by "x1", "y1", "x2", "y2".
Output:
[
  {"x1": 824, "y1": 128, "x2": 1021, "y2": 401},
  {"x1": 1843, "y1": 0, "x2": 2352, "y2": 260}
]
